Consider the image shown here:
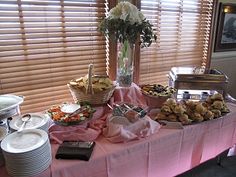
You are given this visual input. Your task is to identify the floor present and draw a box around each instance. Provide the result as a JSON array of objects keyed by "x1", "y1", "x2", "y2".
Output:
[{"x1": 177, "y1": 150, "x2": 236, "y2": 177}]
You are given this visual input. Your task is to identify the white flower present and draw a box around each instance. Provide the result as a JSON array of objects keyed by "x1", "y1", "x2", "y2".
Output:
[
  {"x1": 99, "y1": 1, "x2": 156, "y2": 47},
  {"x1": 138, "y1": 11, "x2": 145, "y2": 21},
  {"x1": 109, "y1": 4, "x2": 122, "y2": 19},
  {"x1": 108, "y1": 2, "x2": 144, "y2": 25}
]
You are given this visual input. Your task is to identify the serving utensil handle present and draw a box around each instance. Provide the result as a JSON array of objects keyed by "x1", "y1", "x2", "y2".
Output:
[{"x1": 86, "y1": 64, "x2": 94, "y2": 95}]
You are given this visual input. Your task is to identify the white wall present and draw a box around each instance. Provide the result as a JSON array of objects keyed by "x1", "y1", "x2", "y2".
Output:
[{"x1": 211, "y1": 0, "x2": 236, "y2": 98}]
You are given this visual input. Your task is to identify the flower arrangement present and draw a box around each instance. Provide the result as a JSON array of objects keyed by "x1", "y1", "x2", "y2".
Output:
[
  {"x1": 98, "y1": 1, "x2": 156, "y2": 47},
  {"x1": 98, "y1": 1, "x2": 156, "y2": 87}
]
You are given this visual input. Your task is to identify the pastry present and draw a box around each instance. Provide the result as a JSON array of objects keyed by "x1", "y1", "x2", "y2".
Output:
[
  {"x1": 212, "y1": 100, "x2": 224, "y2": 110},
  {"x1": 160, "y1": 105, "x2": 172, "y2": 115},
  {"x1": 178, "y1": 114, "x2": 192, "y2": 125},
  {"x1": 156, "y1": 112, "x2": 167, "y2": 120},
  {"x1": 204, "y1": 110, "x2": 214, "y2": 120},
  {"x1": 195, "y1": 103, "x2": 207, "y2": 115},
  {"x1": 211, "y1": 109, "x2": 222, "y2": 118},
  {"x1": 211, "y1": 93, "x2": 224, "y2": 101},
  {"x1": 167, "y1": 114, "x2": 178, "y2": 122}
]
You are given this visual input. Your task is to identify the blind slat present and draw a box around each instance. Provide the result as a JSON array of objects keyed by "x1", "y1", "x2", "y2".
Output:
[
  {"x1": 0, "y1": 0, "x2": 108, "y2": 113},
  {"x1": 140, "y1": 0, "x2": 213, "y2": 85}
]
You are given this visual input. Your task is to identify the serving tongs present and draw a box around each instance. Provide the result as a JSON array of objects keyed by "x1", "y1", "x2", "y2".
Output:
[
  {"x1": 107, "y1": 103, "x2": 147, "y2": 118},
  {"x1": 67, "y1": 106, "x2": 88, "y2": 117}
]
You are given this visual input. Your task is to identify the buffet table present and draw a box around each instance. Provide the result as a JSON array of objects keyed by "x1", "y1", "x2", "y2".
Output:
[{"x1": 1, "y1": 83, "x2": 236, "y2": 177}]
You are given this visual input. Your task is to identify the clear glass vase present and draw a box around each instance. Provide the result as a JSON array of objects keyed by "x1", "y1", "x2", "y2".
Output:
[{"x1": 117, "y1": 40, "x2": 134, "y2": 87}]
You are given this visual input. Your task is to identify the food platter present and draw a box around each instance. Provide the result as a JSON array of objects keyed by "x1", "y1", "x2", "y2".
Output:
[
  {"x1": 47, "y1": 102, "x2": 95, "y2": 126},
  {"x1": 155, "y1": 93, "x2": 230, "y2": 125}
]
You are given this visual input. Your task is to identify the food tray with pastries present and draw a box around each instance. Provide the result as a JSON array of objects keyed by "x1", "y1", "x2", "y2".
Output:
[
  {"x1": 140, "y1": 84, "x2": 176, "y2": 108},
  {"x1": 68, "y1": 64, "x2": 116, "y2": 105},
  {"x1": 155, "y1": 93, "x2": 230, "y2": 125},
  {"x1": 47, "y1": 102, "x2": 96, "y2": 126}
]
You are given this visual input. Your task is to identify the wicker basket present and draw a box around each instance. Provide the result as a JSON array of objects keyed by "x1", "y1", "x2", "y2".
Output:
[
  {"x1": 140, "y1": 84, "x2": 176, "y2": 109},
  {"x1": 142, "y1": 91, "x2": 171, "y2": 108},
  {"x1": 68, "y1": 64, "x2": 116, "y2": 105}
]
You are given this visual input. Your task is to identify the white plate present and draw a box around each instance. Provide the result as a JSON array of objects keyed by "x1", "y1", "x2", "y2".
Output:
[
  {"x1": 6, "y1": 156, "x2": 51, "y2": 177},
  {"x1": 3, "y1": 139, "x2": 50, "y2": 158},
  {"x1": 10, "y1": 113, "x2": 49, "y2": 131},
  {"x1": 60, "y1": 103, "x2": 80, "y2": 113},
  {"x1": 0, "y1": 126, "x2": 7, "y2": 141},
  {"x1": 1, "y1": 129, "x2": 48, "y2": 153},
  {"x1": 5, "y1": 149, "x2": 51, "y2": 168}
]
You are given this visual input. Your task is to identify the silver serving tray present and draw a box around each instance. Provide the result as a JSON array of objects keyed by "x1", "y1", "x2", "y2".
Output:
[
  {"x1": 169, "y1": 67, "x2": 228, "y2": 82},
  {"x1": 168, "y1": 67, "x2": 236, "y2": 103},
  {"x1": 169, "y1": 67, "x2": 228, "y2": 93}
]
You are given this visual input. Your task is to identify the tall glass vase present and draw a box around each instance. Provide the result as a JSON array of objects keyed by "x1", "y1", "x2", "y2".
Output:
[{"x1": 117, "y1": 40, "x2": 134, "y2": 87}]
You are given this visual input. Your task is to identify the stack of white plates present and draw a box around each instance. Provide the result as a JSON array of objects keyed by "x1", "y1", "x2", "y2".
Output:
[
  {"x1": 10, "y1": 113, "x2": 50, "y2": 132},
  {"x1": 0, "y1": 126, "x2": 8, "y2": 166},
  {"x1": 1, "y1": 129, "x2": 51, "y2": 177}
]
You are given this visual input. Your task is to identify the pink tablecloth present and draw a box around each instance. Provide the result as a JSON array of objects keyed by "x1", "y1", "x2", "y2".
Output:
[{"x1": 1, "y1": 84, "x2": 236, "y2": 177}]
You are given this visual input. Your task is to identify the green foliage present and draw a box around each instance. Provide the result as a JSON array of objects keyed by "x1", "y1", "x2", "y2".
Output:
[{"x1": 99, "y1": 17, "x2": 156, "y2": 48}]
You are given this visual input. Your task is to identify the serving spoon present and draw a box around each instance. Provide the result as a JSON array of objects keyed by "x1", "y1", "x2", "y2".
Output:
[{"x1": 17, "y1": 114, "x2": 31, "y2": 133}]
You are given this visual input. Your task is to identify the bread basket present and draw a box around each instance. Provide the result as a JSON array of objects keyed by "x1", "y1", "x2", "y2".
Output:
[{"x1": 67, "y1": 64, "x2": 116, "y2": 105}]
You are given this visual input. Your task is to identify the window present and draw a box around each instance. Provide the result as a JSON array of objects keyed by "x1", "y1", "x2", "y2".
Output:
[
  {"x1": 0, "y1": 0, "x2": 215, "y2": 113},
  {"x1": 140, "y1": 0, "x2": 214, "y2": 85},
  {"x1": 0, "y1": 0, "x2": 107, "y2": 113}
]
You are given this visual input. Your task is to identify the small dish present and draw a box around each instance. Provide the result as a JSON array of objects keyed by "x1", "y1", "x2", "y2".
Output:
[{"x1": 60, "y1": 103, "x2": 80, "y2": 114}]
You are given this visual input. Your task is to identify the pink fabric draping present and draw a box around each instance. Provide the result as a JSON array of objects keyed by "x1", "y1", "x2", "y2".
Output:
[
  {"x1": 102, "y1": 83, "x2": 160, "y2": 143},
  {"x1": 49, "y1": 82, "x2": 151, "y2": 144},
  {"x1": 48, "y1": 107, "x2": 236, "y2": 177},
  {"x1": 103, "y1": 115, "x2": 161, "y2": 143},
  {"x1": 109, "y1": 83, "x2": 147, "y2": 107},
  {"x1": 1, "y1": 84, "x2": 236, "y2": 177}
]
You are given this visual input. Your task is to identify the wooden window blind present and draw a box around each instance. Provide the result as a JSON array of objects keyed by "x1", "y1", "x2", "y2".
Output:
[
  {"x1": 0, "y1": 0, "x2": 107, "y2": 113},
  {"x1": 140, "y1": 0, "x2": 214, "y2": 85}
]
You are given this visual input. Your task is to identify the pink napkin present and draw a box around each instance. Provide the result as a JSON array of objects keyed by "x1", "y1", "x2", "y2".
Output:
[
  {"x1": 102, "y1": 83, "x2": 161, "y2": 143},
  {"x1": 109, "y1": 83, "x2": 147, "y2": 107},
  {"x1": 49, "y1": 124, "x2": 99, "y2": 144},
  {"x1": 103, "y1": 115, "x2": 161, "y2": 143}
]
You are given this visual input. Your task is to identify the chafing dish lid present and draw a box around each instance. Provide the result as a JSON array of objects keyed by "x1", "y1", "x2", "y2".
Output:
[
  {"x1": 0, "y1": 94, "x2": 24, "y2": 113},
  {"x1": 169, "y1": 67, "x2": 228, "y2": 82}
]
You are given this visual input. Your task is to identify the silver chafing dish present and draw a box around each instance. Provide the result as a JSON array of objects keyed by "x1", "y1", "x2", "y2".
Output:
[
  {"x1": 0, "y1": 94, "x2": 24, "y2": 120},
  {"x1": 168, "y1": 67, "x2": 236, "y2": 102}
]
